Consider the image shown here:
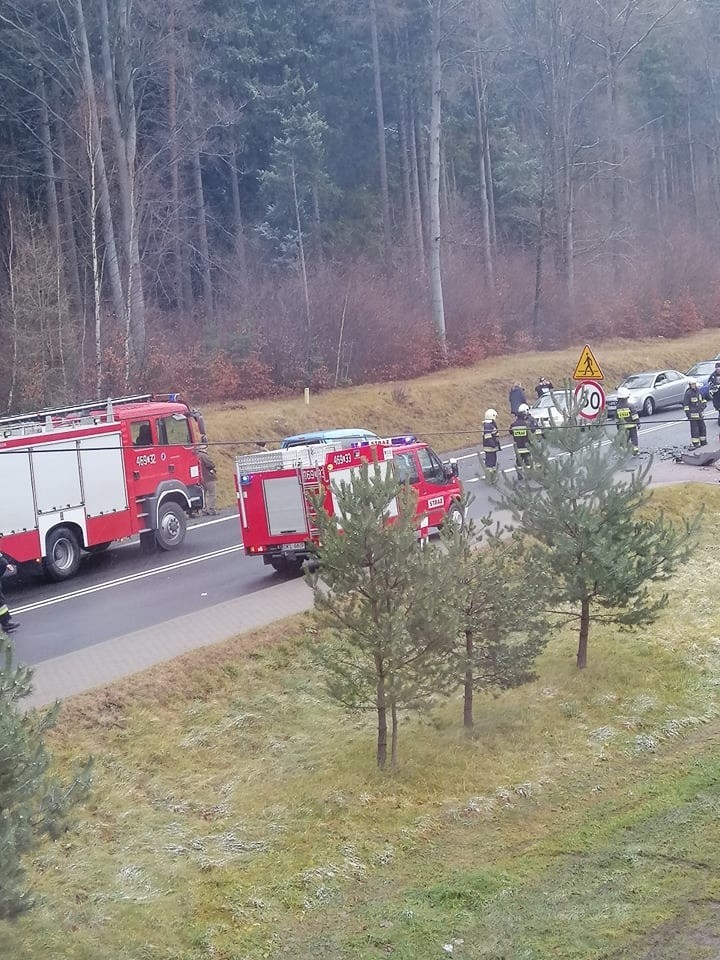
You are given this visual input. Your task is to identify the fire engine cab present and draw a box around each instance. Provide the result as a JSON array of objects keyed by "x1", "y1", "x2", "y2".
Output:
[
  {"x1": 235, "y1": 436, "x2": 464, "y2": 573},
  {"x1": 0, "y1": 394, "x2": 205, "y2": 581}
]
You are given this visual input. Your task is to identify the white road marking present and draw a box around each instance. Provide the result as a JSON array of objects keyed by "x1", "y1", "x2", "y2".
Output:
[{"x1": 13, "y1": 543, "x2": 246, "y2": 614}]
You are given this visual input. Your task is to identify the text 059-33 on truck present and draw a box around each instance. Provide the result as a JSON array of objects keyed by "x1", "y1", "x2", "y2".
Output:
[
  {"x1": 235, "y1": 436, "x2": 464, "y2": 574},
  {"x1": 0, "y1": 393, "x2": 206, "y2": 582}
]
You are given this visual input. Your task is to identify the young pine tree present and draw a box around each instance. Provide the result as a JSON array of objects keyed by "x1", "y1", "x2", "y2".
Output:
[
  {"x1": 498, "y1": 420, "x2": 696, "y2": 669},
  {"x1": 307, "y1": 460, "x2": 461, "y2": 769},
  {"x1": 0, "y1": 633, "x2": 92, "y2": 919},
  {"x1": 441, "y1": 514, "x2": 551, "y2": 729}
]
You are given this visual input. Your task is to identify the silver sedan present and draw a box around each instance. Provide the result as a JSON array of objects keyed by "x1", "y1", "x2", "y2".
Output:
[{"x1": 606, "y1": 369, "x2": 690, "y2": 418}]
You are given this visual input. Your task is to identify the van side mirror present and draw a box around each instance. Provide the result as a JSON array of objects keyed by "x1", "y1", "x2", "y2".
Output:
[{"x1": 444, "y1": 458, "x2": 459, "y2": 479}]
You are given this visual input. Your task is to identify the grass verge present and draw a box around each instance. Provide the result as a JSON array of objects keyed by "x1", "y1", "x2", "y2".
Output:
[{"x1": 3, "y1": 487, "x2": 720, "y2": 958}]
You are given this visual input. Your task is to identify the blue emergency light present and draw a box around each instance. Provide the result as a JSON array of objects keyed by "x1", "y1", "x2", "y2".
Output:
[{"x1": 240, "y1": 474, "x2": 253, "y2": 485}]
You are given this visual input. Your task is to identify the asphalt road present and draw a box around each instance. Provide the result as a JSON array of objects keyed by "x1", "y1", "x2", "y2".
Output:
[{"x1": 4, "y1": 406, "x2": 717, "y2": 675}]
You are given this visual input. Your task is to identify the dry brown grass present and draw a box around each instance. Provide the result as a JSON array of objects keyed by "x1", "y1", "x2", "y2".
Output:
[
  {"x1": 10, "y1": 340, "x2": 718, "y2": 959},
  {"x1": 204, "y1": 331, "x2": 720, "y2": 506},
  {"x1": 8, "y1": 487, "x2": 720, "y2": 960}
]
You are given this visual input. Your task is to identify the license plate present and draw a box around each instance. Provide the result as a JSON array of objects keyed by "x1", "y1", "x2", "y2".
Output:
[{"x1": 283, "y1": 541, "x2": 306, "y2": 551}]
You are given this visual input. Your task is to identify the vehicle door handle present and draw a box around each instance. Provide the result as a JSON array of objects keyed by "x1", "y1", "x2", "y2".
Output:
[{"x1": 168, "y1": 464, "x2": 175, "y2": 473}]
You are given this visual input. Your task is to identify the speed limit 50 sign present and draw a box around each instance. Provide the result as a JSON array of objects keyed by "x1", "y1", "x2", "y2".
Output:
[{"x1": 573, "y1": 379, "x2": 606, "y2": 421}]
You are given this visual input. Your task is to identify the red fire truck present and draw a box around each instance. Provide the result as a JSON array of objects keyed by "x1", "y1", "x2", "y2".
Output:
[
  {"x1": 235, "y1": 436, "x2": 464, "y2": 573},
  {"x1": 0, "y1": 394, "x2": 206, "y2": 581}
]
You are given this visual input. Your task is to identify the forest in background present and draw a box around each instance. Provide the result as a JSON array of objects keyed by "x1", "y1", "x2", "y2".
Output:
[{"x1": 0, "y1": 0, "x2": 719, "y2": 410}]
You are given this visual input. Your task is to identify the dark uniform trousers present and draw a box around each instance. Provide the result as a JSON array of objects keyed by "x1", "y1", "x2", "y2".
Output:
[{"x1": 684, "y1": 391, "x2": 707, "y2": 448}]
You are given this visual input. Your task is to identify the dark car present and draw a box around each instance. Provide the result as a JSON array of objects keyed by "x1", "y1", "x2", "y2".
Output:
[
  {"x1": 606, "y1": 369, "x2": 690, "y2": 418},
  {"x1": 686, "y1": 361, "x2": 717, "y2": 400}
]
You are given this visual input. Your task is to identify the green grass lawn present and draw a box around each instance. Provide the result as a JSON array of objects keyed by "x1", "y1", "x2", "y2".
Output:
[{"x1": 4, "y1": 485, "x2": 720, "y2": 959}]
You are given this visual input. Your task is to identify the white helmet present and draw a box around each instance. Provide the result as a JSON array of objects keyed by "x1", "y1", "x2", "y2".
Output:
[
  {"x1": 689, "y1": 377, "x2": 699, "y2": 387},
  {"x1": 617, "y1": 387, "x2": 631, "y2": 400},
  {"x1": 518, "y1": 403, "x2": 530, "y2": 414},
  {"x1": 484, "y1": 409, "x2": 498, "y2": 421}
]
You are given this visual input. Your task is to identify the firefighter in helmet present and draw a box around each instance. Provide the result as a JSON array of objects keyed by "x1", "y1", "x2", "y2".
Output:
[
  {"x1": 481, "y1": 408, "x2": 501, "y2": 484},
  {"x1": 683, "y1": 377, "x2": 707, "y2": 449},
  {"x1": 510, "y1": 403, "x2": 538, "y2": 479},
  {"x1": 614, "y1": 386, "x2": 640, "y2": 455}
]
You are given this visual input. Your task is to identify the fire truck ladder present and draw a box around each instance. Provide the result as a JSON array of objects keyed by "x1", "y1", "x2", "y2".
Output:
[
  {"x1": 0, "y1": 394, "x2": 154, "y2": 432},
  {"x1": 299, "y1": 467, "x2": 322, "y2": 540}
]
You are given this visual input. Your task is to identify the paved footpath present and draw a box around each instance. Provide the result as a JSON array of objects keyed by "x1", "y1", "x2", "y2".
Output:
[
  {"x1": 22, "y1": 457, "x2": 720, "y2": 709},
  {"x1": 24, "y1": 577, "x2": 314, "y2": 709}
]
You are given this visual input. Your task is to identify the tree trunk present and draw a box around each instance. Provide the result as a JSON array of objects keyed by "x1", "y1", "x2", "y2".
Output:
[
  {"x1": 687, "y1": 92, "x2": 698, "y2": 224},
  {"x1": 407, "y1": 95, "x2": 425, "y2": 271},
  {"x1": 415, "y1": 105, "x2": 429, "y2": 237},
  {"x1": 651, "y1": 135, "x2": 662, "y2": 226},
  {"x1": 533, "y1": 159, "x2": 547, "y2": 339},
  {"x1": 5, "y1": 201, "x2": 19, "y2": 413},
  {"x1": 368, "y1": 0, "x2": 392, "y2": 264},
  {"x1": 463, "y1": 628, "x2": 474, "y2": 729},
  {"x1": 74, "y1": 0, "x2": 127, "y2": 335},
  {"x1": 190, "y1": 114, "x2": 214, "y2": 322},
  {"x1": 658, "y1": 122, "x2": 669, "y2": 207},
  {"x1": 55, "y1": 119, "x2": 84, "y2": 321},
  {"x1": 484, "y1": 121, "x2": 497, "y2": 249},
  {"x1": 86, "y1": 114, "x2": 103, "y2": 396},
  {"x1": 291, "y1": 158, "x2": 312, "y2": 382},
  {"x1": 564, "y1": 145, "x2": 575, "y2": 308},
  {"x1": 229, "y1": 150, "x2": 248, "y2": 295},
  {"x1": 36, "y1": 70, "x2": 61, "y2": 258},
  {"x1": 312, "y1": 185, "x2": 323, "y2": 266},
  {"x1": 428, "y1": 0, "x2": 446, "y2": 351},
  {"x1": 375, "y1": 657, "x2": 388, "y2": 769},
  {"x1": 98, "y1": 0, "x2": 145, "y2": 374},
  {"x1": 576, "y1": 596, "x2": 590, "y2": 669},
  {"x1": 440, "y1": 144, "x2": 451, "y2": 231},
  {"x1": 390, "y1": 700, "x2": 399, "y2": 768},
  {"x1": 705, "y1": 53, "x2": 720, "y2": 221},
  {"x1": 167, "y1": 5, "x2": 189, "y2": 314},
  {"x1": 398, "y1": 90, "x2": 415, "y2": 254},
  {"x1": 472, "y1": 42, "x2": 494, "y2": 289},
  {"x1": 606, "y1": 42, "x2": 622, "y2": 284}
]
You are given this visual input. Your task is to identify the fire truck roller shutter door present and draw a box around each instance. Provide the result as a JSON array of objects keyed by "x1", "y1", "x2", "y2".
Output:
[
  {"x1": 78, "y1": 432, "x2": 128, "y2": 515},
  {"x1": 0, "y1": 447, "x2": 35, "y2": 535}
]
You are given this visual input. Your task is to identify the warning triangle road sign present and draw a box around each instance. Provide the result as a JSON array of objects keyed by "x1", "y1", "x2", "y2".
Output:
[{"x1": 572, "y1": 344, "x2": 604, "y2": 381}]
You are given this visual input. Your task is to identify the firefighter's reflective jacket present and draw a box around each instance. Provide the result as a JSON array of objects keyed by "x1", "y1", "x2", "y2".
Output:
[
  {"x1": 510, "y1": 414, "x2": 538, "y2": 450},
  {"x1": 683, "y1": 388, "x2": 706, "y2": 419},
  {"x1": 482, "y1": 419, "x2": 501, "y2": 452},
  {"x1": 615, "y1": 402, "x2": 639, "y2": 431}
]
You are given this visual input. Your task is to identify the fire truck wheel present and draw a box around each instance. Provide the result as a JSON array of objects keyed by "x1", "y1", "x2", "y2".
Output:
[
  {"x1": 44, "y1": 526, "x2": 81, "y2": 581},
  {"x1": 156, "y1": 502, "x2": 187, "y2": 551},
  {"x1": 444, "y1": 501, "x2": 466, "y2": 531}
]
